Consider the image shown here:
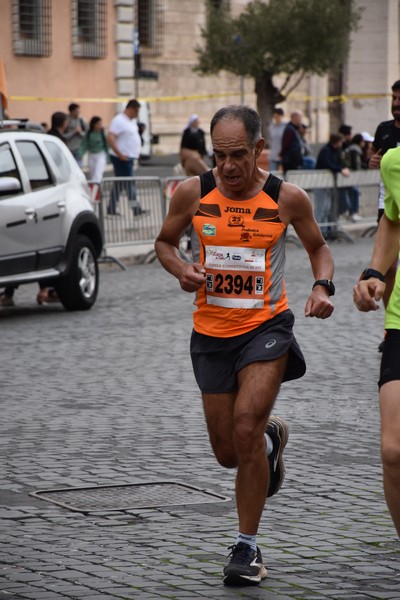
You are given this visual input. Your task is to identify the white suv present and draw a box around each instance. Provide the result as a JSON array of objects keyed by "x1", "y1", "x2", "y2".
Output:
[{"x1": 0, "y1": 121, "x2": 103, "y2": 310}]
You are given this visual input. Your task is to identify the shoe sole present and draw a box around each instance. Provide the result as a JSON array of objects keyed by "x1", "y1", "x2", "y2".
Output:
[
  {"x1": 223, "y1": 566, "x2": 268, "y2": 586},
  {"x1": 267, "y1": 415, "x2": 289, "y2": 498}
]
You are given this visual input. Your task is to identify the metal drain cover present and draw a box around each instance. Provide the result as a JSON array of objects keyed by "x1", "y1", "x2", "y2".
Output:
[{"x1": 30, "y1": 481, "x2": 230, "y2": 513}]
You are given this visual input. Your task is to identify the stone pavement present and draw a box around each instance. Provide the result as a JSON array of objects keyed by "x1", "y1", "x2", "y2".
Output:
[{"x1": 1, "y1": 237, "x2": 399, "y2": 600}]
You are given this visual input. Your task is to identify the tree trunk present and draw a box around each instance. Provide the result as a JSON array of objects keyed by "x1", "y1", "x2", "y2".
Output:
[{"x1": 255, "y1": 73, "x2": 285, "y2": 146}]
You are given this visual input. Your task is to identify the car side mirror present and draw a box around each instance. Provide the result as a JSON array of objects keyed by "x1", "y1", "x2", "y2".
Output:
[{"x1": 0, "y1": 177, "x2": 22, "y2": 193}]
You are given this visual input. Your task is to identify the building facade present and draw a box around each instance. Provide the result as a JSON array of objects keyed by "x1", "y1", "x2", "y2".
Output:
[{"x1": 0, "y1": 0, "x2": 398, "y2": 153}]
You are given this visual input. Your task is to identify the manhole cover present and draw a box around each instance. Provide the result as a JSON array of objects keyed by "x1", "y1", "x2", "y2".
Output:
[{"x1": 30, "y1": 481, "x2": 230, "y2": 513}]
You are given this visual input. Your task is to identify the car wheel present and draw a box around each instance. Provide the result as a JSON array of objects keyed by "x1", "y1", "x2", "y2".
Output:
[{"x1": 55, "y1": 234, "x2": 99, "y2": 311}]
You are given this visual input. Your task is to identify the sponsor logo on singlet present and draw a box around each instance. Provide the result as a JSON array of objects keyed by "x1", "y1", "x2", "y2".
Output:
[
  {"x1": 224, "y1": 206, "x2": 251, "y2": 214},
  {"x1": 202, "y1": 224, "x2": 216, "y2": 236},
  {"x1": 228, "y1": 215, "x2": 245, "y2": 227}
]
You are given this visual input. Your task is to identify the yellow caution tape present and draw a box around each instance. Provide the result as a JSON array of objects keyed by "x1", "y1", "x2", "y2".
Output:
[
  {"x1": 9, "y1": 91, "x2": 243, "y2": 104},
  {"x1": 9, "y1": 91, "x2": 391, "y2": 104},
  {"x1": 289, "y1": 92, "x2": 390, "y2": 103}
]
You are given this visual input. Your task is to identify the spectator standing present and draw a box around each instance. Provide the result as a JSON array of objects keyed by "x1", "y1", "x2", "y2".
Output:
[
  {"x1": 361, "y1": 131, "x2": 374, "y2": 164},
  {"x1": 65, "y1": 103, "x2": 86, "y2": 167},
  {"x1": 0, "y1": 287, "x2": 15, "y2": 307},
  {"x1": 268, "y1": 107, "x2": 286, "y2": 171},
  {"x1": 107, "y1": 99, "x2": 148, "y2": 217},
  {"x1": 345, "y1": 133, "x2": 368, "y2": 221},
  {"x1": 280, "y1": 110, "x2": 304, "y2": 172},
  {"x1": 180, "y1": 114, "x2": 209, "y2": 176},
  {"x1": 368, "y1": 80, "x2": 400, "y2": 346},
  {"x1": 314, "y1": 133, "x2": 350, "y2": 238},
  {"x1": 337, "y1": 124, "x2": 354, "y2": 219},
  {"x1": 347, "y1": 133, "x2": 367, "y2": 171},
  {"x1": 299, "y1": 123, "x2": 316, "y2": 169},
  {"x1": 338, "y1": 124, "x2": 353, "y2": 151},
  {"x1": 179, "y1": 114, "x2": 209, "y2": 258},
  {"x1": 280, "y1": 110, "x2": 304, "y2": 173},
  {"x1": 47, "y1": 111, "x2": 68, "y2": 142},
  {"x1": 79, "y1": 116, "x2": 109, "y2": 184},
  {"x1": 316, "y1": 133, "x2": 349, "y2": 175}
]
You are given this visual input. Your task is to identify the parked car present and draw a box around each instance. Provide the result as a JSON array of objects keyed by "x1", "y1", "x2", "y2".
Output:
[{"x1": 0, "y1": 120, "x2": 103, "y2": 310}]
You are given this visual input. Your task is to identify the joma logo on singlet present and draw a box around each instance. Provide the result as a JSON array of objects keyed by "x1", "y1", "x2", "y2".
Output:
[{"x1": 224, "y1": 206, "x2": 251, "y2": 214}]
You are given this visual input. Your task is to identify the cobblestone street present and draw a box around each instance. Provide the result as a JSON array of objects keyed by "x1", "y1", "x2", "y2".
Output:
[{"x1": 1, "y1": 237, "x2": 399, "y2": 599}]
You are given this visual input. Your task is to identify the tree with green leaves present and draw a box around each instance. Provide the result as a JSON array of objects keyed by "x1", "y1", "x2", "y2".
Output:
[{"x1": 195, "y1": 0, "x2": 361, "y2": 141}]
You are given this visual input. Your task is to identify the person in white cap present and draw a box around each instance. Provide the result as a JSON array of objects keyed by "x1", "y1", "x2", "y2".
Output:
[
  {"x1": 361, "y1": 131, "x2": 374, "y2": 165},
  {"x1": 361, "y1": 131, "x2": 374, "y2": 143}
]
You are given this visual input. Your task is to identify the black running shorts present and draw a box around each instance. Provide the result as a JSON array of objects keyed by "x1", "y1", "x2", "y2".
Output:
[
  {"x1": 379, "y1": 329, "x2": 400, "y2": 388},
  {"x1": 190, "y1": 309, "x2": 306, "y2": 394}
]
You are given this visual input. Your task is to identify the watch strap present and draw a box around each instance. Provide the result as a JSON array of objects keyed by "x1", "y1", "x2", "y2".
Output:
[
  {"x1": 360, "y1": 268, "x2": 385, "y2": 282},
  {"x1": 312, "y1": 279, "x2": 335, "y2": 296}
]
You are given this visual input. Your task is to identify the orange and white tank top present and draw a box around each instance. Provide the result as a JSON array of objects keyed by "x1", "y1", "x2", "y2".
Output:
[{"x1": 192, "y1": 171, "x2": 288, "y2": 337}]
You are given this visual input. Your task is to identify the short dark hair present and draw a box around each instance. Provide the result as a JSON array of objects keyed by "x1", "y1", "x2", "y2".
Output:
[
  {"x1": 68, "y1": 103, "x2": 80, "y2": 112},
  {"x1": 351, "y1": 133, "x2": 364, "y2": 145},
  {"x1": 329, "y1": 132, "x2": 344, "y2": 145},
  {"x1": 339, "y1": 124, "x2": 352, "y2": 136},
  {"x1": 273, "y1": 107, "x2": 284, "y2": 116},
  {"x1": 126, "y1": 99, "x2": 141, "y2": 110},
  {"x1": 210, "y1": 105, "x2": 262, "y2": 146},
  {"x1": 51, "y1": 111, "x2": 68, "y2": 129},
  {"x1": 392, "y1": 80, "x2": 400, "y2": 92}
]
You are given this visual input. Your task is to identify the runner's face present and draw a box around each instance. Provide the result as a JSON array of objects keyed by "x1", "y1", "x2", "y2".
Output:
[
  {"x1": 212, "y1": 119, "x2": 259, "y2": 194},
  {"x1": 391, "y1": 90, "x2": 400, "y2": 121}
]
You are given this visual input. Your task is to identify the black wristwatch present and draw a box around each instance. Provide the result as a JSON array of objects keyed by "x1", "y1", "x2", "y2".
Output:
[
  {"x1": 360, "y1": 268, "x2": 385, "y2": 283},
  {"x1": 312, "y1": 279, "x2": 335, "y2": 296}
]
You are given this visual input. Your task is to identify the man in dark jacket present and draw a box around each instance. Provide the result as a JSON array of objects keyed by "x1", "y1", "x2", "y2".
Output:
[
  {"x1": 280, "y1": 110, "x2": 304, "y2": 172},
  {"x1": 314, "y1": 133, "x2": 350, "y2": 238}
]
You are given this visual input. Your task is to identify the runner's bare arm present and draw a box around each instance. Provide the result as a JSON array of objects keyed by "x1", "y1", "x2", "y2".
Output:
[
  {"x1": 368, "y1": 213, "x2": 400, "y2": 275},
  {"x1": 279, "y1": 182, "x2": 334, "y2": 319},
  {"x1": 353, "y1": 213, "x2": 400, "y2": 311},
  {"x1": 155, "y1": 177, "x2": 206, "y2": 292}
]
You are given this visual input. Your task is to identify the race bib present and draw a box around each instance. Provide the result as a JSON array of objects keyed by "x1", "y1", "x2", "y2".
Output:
[{"x1": 204, "y1": 245, "x2": 266, "y2": 308}]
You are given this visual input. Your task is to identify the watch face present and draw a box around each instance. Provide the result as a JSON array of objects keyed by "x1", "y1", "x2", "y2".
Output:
[{"x1": 326, "y1": 281, "x2": 335, "y2": 295}]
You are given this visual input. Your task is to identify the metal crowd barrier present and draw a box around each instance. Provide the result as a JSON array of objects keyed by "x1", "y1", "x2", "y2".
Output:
[
  {"x1": 163, "y1": 176, "x2": 193, "y2": 261},
  {"x1": 266, "y1": 171, "x2": 301, "y2": 246},
  {"x1": 285, "y1": 169, "x2": 380, "y2": 242},
  {"x1": 336, "y1": 168, "x2": 381, "y2": 187},
  {"x1": 90, "y1": 169, "x2": 380, "y2": 264},
  {"x1": 285, "y1": 169, "x2": 342, "y2": 239},
  {"x1": 164, "y1": 175, "x2": 187, "y2": 207},
  {"x1": 336, "y1": 169, "x2": 381, "y2": 238},
  {"x1": 91, "y1": 176, "x2": 166, "y2": 267},
  {"x1": 89, "y1": 182, "x2": 126, "y2": 269}
]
